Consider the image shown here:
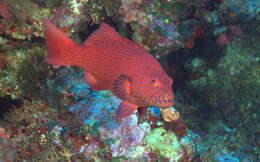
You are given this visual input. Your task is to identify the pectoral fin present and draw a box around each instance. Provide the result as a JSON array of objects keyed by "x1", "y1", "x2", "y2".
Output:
[
  {"x1": 112, "y1": 74, "x2": 131, "y2": 100},
  {"x1": 117, "y1": 100, "x2": 138, "y2": 120}
]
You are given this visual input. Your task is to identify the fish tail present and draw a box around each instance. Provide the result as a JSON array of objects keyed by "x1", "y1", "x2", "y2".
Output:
[{"x1": 42, "y1": 18, "x2": 84, "y2": 66}]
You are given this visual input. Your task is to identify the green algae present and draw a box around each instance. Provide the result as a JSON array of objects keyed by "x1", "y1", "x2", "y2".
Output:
[{"x1": 146, "y1": 127, "x2": 182, "y2": 161}]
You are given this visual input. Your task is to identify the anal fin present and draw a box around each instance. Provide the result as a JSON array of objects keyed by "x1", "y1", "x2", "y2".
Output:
[{"x1": 84, "y1": 71, "x2": 107, "y2": 91}]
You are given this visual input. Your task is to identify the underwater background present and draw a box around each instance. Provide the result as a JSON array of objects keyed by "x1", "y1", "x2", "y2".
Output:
[{"x1": 0, "y1": 0, "x2": 259, "y2": 161}]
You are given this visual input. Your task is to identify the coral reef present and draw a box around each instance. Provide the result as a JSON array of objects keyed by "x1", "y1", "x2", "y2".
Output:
[
  {"x1": 0, "y1": 44, "x2": 50, "y2": 99},
  {"x1": 0, "y1": 0, "x2": 259, "y2": 161},
  {"x1": 220, "y1": 0, "x2": 260, "y2": 21}
]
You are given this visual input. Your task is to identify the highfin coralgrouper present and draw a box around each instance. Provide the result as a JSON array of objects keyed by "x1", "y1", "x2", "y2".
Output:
[{"x1": 42, "y1": 19, "x2": 174, "y2": 119}]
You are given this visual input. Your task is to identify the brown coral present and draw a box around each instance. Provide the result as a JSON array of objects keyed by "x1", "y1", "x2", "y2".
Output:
[{"x1": 160, "y1": 107, "x2": 180, "y2": 122}]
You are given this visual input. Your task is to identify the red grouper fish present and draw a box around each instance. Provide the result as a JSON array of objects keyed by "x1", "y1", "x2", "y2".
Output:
[{"x1": 42, "y1": 18, "x2": 175, "y2": 119}]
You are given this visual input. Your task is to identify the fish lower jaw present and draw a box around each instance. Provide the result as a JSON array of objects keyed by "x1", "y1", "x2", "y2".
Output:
[{"x1": 160, "y1": 104, "x2": 174, "y2": 108}]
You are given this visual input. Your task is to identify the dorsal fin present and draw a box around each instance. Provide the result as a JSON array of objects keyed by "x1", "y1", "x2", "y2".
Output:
[{"x1": 84, "y1": 23, "x2": 123, "y2": 46}]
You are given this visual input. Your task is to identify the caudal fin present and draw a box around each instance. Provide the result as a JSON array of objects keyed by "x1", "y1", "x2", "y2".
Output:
[{"x1": 42, "y1": 18, "x2": 83, "y2": 66}]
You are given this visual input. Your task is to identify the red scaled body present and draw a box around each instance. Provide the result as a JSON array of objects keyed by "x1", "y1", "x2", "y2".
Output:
[{"x1": 42, "y1": 19, "x2": 174, "y2": 119}]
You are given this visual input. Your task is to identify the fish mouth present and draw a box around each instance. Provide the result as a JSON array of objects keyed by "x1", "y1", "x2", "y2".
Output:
[{"x1": 148, "y1": 96, "x2": 174, "y2": 107}]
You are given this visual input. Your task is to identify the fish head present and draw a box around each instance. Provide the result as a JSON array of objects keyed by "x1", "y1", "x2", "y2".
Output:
[{"x1": 129, "y1": 70, "x2": 174, "y2": 108}]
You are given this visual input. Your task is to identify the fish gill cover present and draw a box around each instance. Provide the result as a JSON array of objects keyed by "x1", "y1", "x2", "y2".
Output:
[{"x1": 0, "y1": 0, "x2": 259, "y2": 161}]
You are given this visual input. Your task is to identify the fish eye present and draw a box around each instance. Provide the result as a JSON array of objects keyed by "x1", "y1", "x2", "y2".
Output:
[{"x1": 152, "y1": 78, "x2": 160, "y2": 87}]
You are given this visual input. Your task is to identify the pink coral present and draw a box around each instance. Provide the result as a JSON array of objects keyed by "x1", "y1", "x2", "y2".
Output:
[
  {"x1": 0, "y1": 138, "x2": 17, "y2": 161},
  {"x1": 217, "y1": 33, "x2": 230, "y2": 46},
  {"x1": 99, "y1": 115, "x2": 150, "y2": 158},
  {"x1": 119, "y1": 0, "x2": 148, "y2": 28},
  {"x1": 0, "y1": 0, "x2": 12, "y2": 30},
  {"x1": 217, "y1": 25, "x2": 244, "y2": 46}
]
